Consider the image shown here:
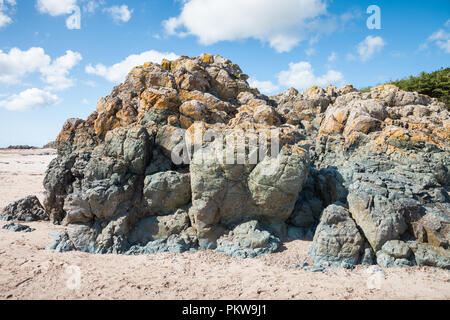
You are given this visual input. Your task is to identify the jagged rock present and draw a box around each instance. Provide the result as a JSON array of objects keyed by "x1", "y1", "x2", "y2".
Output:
[
  {"x1": 309, "y1": 204, "x2": 365, "y2": 267},
  {"x1": 0, "y1": 196, "x2": 48, "y2": 222},
  {"x1": 2, "y1": 223, "x2": 35, "y2": 233},
  {"x1": 376, "y1": 240, "x2": 414, "y2": 268},
  {"x1": 126, "y1": 233, "x2": 197, "y2": 255},
  {"x1": 409, "y1": 242, "x2": 450, "y2": 269},
  {"x1": 347, "y1": 183, "x2": 409, "y2": 251},
  {"x1": 216, "y1": 220, "x2": 280, "y2": 258},
  {"x1": 46, "y1": 231, "x2": 76, "y2": 252}
]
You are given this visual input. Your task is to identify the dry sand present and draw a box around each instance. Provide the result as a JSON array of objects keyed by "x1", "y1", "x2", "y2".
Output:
[{"x1": 0, "y1": 149, "x2": 449, "y2": 300}]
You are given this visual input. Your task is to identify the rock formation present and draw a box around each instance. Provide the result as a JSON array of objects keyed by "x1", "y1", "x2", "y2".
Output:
[{"x1": 39, "y1": 54, "x2": 449, "y2": 268}]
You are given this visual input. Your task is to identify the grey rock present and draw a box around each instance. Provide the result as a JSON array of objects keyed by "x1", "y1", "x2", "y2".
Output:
[
  {"x1": 190, "y1": 142, "x2": 310, "y2": 245},
  {"x1": 381, "y1": 240, "x2": 412, "y2": 259},
  {"x1": 309, "y1": 204, "x2": 365, "y2": 267},
  {"x1": 46, "y1": 231, "x2": 76, "y2": 252},
  {"x1": 143, "y1": 171, "x2": 191, "y2": 215},
  {"x1": 129, "y1": 209, "x2": 191, "y2": 244},
  {"x1": 411, "y1": 243, "x2": 450, "y2": 269},
  {"x1": 126, "y1": 233, "x2": 197, "y2": 255},
  {"x1": 0, "y1": 196, "x2": 48, "y2": 222},
  {"x1": 2, "y1": 223, "x2": 35, "y2": 233},
  {"x1": 216, "y1": 220, "x2": 280, "y2": 258},
  {"x1": 348, "y1": 182, "x2": 408, "y2": 251}
]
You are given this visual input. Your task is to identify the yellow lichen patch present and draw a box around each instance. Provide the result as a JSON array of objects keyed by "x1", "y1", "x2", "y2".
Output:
[
  {"x1": 161, "y1": 59, "x2": 171, "y2": 71},
  {"x1": 282, "y1": 144, "x2": 307, "y2": 157},
  {"x1": 167, "y1": 115, "x2": 179, "y2": 126},
  {"x1": 374, "y1": 84, "x2": 399, "y2": 92},
  {"x1": 340, "y1": 85, "x2": 355, "y2": 94},
  {"x1": 94, "y1": 115, "x2": 120, "y2": 136},
  {"x1": 179, "y1": 90, "x2": 228, "y2": 112},
  {"x1": 344, "y1": 131, "x2": 364, "y2": 146},
  {"x1": 115, "y1": 107, "x2": 136, "y2": 127},
  {"x1": 140, "y1": 90, "x2": 172, "y2": 110},
  {"x1": 201, "y1": 53, "x2": 214, "y2": 64},
  {"x1": 333, "y1": 111, "x2": 348, "y2": 124}
]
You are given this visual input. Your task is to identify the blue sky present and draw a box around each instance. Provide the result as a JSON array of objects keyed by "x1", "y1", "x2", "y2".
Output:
[{"x1": 0, "y1": 0, "x2": 449, "y2": 147}]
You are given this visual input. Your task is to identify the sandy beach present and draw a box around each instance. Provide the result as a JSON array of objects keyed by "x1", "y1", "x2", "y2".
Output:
[{"x1": 0, "y1": 149, "x2": 449, "y2": 300}]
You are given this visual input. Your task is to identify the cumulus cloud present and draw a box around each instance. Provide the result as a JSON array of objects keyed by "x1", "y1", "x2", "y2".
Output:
[
  {"x1": 104, "y1": 4, "x2": 133, "y2": 23},
  {"x1": 36, "y1": 0, "x2": 77, "y2": 16},
  {"x1": 357, "y1": 36, "x2": 385, "y2": 61},
  {"x1": 0, "y1": 47, "x2": 82, "y2": 90},
  {"x1": 86, "y1": 50, "x2": 179, "y2": 83},
  {"x1": 0, "y1": 47, "x2": 50, "y2": 83},
  {"x1": 278, "y1": 61, "x2": 344, "y2": 90},
  {"x1": 40, "y1": 50, "x2": 83, "y2": 90},
  {"x1": 248, "y1": 78, "x2": 279, "y2": 95},
  {"x1": 0, "y1": 88, "x2": 60, "y2": 112},
  {"x1": 0, "y1": 0, "x2": 16, "y2": 28},
  {"x1": 420, "y1": 21, "x2": 450, "y2": 54},
  {"x1": 163, "y1": 0, "x2": 328, "y2": 53}
]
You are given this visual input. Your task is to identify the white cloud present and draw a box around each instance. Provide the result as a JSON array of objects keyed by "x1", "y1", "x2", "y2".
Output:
[
  {"x1": 0, "y1": 47, "x2": 50, "y2": 83},
  {"x1": 421, "y1": 22, "x2": 450, "y2": 54},
  {"x1": 0, "y1": 0, "x2": 16, "y2": 28},
  {"x1": 40, "y1": 50, "x2": 83, "y2": 90},
  {"x1": 248, "y1": 78, "x2": 279, "y2": 95},
  {"x1": 278, "y1": 61, "x2": 344, "y2": 90},
  {"x1": 0, "y1": 47, "x2": 82, "y2": 90},
  {"x1": 163, "y1": 0, "x2": 328, "y2": 53},
  {"x1": 328, "y1": 51, "x2": 338, "y2": 62},
  {"x1": 104, "y1": 4, "x2": 133, "y2": 24},
  {"x1": 0, "y1": 11, "x2": 12, "y2": 28},
  {"x1": 86, "y1": 50, "x2": 179, "y2": 83},
  {"x1": 36, "y1": 0, "x2": 77, "y2": 16},
  {"x1": 357, "y1": 36, "x2": 385, "y2": 61},
  {"x1": 0, "y1": 88, "x2": 60, "y2": 112}
]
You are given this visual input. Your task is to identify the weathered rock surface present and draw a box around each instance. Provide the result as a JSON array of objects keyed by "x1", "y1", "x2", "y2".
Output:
[
  {"x1": 32, "y1": 54, "x2": 449, "y2": 266},
  {"x1": 0, "y1": 196, "x2": 48, "y2": 222}
]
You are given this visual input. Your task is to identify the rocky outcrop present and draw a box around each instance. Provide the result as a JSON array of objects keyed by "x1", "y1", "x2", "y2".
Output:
[
  {"x1": 0, "y1": 196, "x2": 48, "y2": 222},
  {"x1": 41, "y1": 54, "x2": 310, "y2": 256},
  {"x1": 38, "y1": 54, "x2": 449, "y2": 267}
]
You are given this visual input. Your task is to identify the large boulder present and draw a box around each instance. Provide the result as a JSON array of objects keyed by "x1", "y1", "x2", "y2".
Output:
[{"x1": 309, "y1": 204, "x2": 365, "y2": 267}]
